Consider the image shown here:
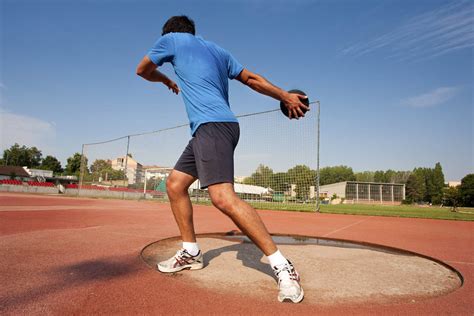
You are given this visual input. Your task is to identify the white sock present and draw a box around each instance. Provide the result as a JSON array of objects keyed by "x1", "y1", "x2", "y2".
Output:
[
  {"x1": 267, "y1": 249, "x2": 288, "y2": 268},
  {"x1": 183, "y1": 241, "x2": 200, "y2": 256}
]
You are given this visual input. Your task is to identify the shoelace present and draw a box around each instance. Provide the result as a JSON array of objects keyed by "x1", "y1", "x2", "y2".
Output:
[
  {"x1": 174, "y1": 249, "x2": 192, "y2": 266},
  {"x1": 274, "y1": 263, "x2": 299, "y2": 281}
]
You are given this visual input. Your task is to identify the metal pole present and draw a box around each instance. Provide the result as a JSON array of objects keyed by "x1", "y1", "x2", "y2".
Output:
[
  {"x1": 380, "y1": 185, "x2": 383, "y2": 204},
  {"x1": 78, "y1": 144, "x2": 85, "y2": 195},
  {"x1": 368, "y1": 184, "x2": 371, "y2": 203},
  {"x1": 123, "y1": 136, "x2": 130, "y2": 187},
  {"x1": 356, "y1": 183, "x2": 359, "y2": 202},
  {"x1": 143, "y1": 169, "x2": 148, "y2": 198},
  {"x1": 391, "y1": 185, "x2": 394, "y2": 204},
  {"x1": 196, "y1": 179, "x2": 200, "y2": 203},
  {"x1": 315, "y1": 100, "x2": 321, "y2": 212}
]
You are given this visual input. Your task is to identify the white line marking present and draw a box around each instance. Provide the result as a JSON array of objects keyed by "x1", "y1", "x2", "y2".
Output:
[{"x1": 322, "y1": 219, "x2": 368, "y2": 237}]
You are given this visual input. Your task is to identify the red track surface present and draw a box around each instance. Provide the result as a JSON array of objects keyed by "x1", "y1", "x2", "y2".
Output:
[{"x1": 0, "y1": 192, "x2": 472, "y2": 315}]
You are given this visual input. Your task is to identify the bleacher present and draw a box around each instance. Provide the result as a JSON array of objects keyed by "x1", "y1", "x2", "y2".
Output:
[
  {"x1": 0, "y1": 179, "x2": 23, "y2": 185},
  {"x1": 65, "y1": 183, "x2": 163, "y2": 195},
  {"x1": 0, "y1": 179, "x2": 164, "y2": 196},
  {"x1": 27, "y1": 181, "x2": 55, "y2": 187},
  {"x1": 0, "y1": 179, "x2": 57, "y2": 187}
]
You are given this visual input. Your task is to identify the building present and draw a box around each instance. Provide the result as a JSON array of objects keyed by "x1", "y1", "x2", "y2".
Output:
[
  {"x1": 189, "y1": 180, "x2": 272, "y2": 199},
  {"x1": 320, "y1": 181, "x2": 405, "y2": 205},
  {"x1": 0, "y1": 166, "x2": 31, "y2": 181},
  {"x1": 234, "y1": 176, "x2": 247, "y2": 183},
  {"x1": 142, "y1": 166, "x2": 173, "y2": 181},
  {"x1": 447, "y1": 181, "x2": 461, "y2": 187},
  {"x1": 23, "y1": 167, "x2": 53, "y2": 180},
  {"x1": 111, "y1": 155, "x2": 143, "y2": 185}
]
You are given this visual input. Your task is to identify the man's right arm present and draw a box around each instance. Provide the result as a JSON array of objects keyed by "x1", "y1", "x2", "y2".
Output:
[
  {"x1": 136, "y1": 55, "x2": 179, "y2": 94},
  {"x1": 236, "y1": 69, "x2": 309, "y2": 119}
]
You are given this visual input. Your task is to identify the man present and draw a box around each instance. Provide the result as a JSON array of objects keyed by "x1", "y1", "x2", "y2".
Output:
[{"x1": 137, "y1": 16, "x2": 309, "y2": 303}]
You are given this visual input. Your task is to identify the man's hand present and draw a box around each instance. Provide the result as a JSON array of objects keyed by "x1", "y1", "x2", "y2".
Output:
[
  {"x1": 280, "y1": 92, "x2": 309, "y2": 119},
  {"x1": 164, "y1": 79, "x2": 180, "y2": 95}
]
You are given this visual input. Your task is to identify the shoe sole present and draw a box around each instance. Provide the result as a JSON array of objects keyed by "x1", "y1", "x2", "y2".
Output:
[
  {"x1": 278, "y1": 288, "x2": 304, "y2": 303},
  {"x1": 157, "y1": 262, "x2": 204, "y2": 273}
]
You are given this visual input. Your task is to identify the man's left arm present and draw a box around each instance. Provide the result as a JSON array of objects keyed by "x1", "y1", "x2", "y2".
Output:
[{"x1": 136, "y1": 55, "x2": 180, "y2": 94}]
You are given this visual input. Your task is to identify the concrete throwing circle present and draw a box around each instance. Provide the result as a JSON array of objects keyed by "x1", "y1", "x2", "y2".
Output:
[{"x1": 141, "y1": 232, "x2": 462, "y2": 305}]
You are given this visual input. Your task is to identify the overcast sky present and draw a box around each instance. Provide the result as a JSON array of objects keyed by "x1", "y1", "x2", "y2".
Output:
[{"x1": 1, "y1": 0, "x2": 472, "y2": 180}]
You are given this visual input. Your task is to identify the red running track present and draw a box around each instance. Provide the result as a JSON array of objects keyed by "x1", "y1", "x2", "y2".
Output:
[{"x1": 0, "y1": 192, "x2": 473, "y2": 315}]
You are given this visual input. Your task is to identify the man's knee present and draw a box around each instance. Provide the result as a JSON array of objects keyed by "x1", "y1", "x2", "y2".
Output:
[
  {"x1": 166, "y1": 176, "x2": 188, "y2": 198},
  {"x1": 210, "y1": 190, "x2": 236, "y2": 214}
]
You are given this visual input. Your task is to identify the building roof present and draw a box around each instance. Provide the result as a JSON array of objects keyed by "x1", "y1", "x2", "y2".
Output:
[
  {"x1": 0, "y1": 166, "x2": 30, "y2": 177},
  {"x1": 234, "y1": 183, "x2": 273, "y2": 195},
  {"x1": 320, "y1": 181, "x2": 405, "y2": 189},
  {"x1": 189, "y1": 180, "x2": 272, "y2": 195},
  {"x1": 143, "y1": 165, "x2": 173, "y2": 170}
]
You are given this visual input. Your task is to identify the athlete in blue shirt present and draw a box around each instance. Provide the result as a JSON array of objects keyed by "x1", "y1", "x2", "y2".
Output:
[{"x1": 137, "y1": 16, "x2": 308, "y2": 303}]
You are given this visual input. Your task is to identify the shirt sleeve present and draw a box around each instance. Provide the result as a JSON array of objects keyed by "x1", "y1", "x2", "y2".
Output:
[
  {"x1": 147, "y1": 34, "x2": 175, "y2": 66},
  {"x1": 226, "y1": 50, "x2": 244, "y2": 80}
]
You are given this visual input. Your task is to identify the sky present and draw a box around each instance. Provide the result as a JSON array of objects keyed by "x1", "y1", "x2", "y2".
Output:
[{"x1": 0, "y1": 0, "x2": 473, "y2": 180}]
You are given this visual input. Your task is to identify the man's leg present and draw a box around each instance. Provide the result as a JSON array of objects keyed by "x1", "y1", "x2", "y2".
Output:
[
  {"x1": 208, "y1": 182, "x2": 304, "y2": 303},
  {"x1": 166, "y1": 169, "x2": 198, "y2": 242},
  {"x1": 157, "y1": 169, "x2": 203, "y2": 273},
  {"x1": 207, "y1": 182, "x2": 277, "y2": 256}
]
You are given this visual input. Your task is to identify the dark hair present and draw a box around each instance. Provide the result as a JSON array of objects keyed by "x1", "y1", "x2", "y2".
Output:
[{"x1": 162, "y1": 15, "x2": 195, "y2": 36}]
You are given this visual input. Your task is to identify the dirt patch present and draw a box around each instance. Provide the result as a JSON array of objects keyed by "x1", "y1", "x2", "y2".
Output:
[{"x1": 141, "y1": 234, "x2": 462, "y2": 305}]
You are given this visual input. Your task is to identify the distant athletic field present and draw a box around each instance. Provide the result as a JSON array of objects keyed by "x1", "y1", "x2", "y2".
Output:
[{"x1": 192, "y1": 200, "x2": 474, "y2": 221}]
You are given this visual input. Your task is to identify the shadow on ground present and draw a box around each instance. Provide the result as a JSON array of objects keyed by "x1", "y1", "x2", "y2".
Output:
[
  {"x1": 204, "y1": 242, "x2": 274, "y2": 279},
  {"x1": 1, "y1": 254, "x2": 142, "y2": 312}
]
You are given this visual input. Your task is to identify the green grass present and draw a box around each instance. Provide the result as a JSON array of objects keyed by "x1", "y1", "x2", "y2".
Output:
[
  {"x1": 318, "y1": 204, "x2": 474, "y2": 221},
  {"x1": 192, "y1": 200, "x2": 474, "y2": 221},
  {"x1": 60, "y1": 193, "x2": 474, "y2": 221}
]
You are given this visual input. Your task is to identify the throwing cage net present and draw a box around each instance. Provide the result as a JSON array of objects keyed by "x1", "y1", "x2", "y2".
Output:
[{"x1": 79, "y1": 101, "x2": 320, "y2": 211}]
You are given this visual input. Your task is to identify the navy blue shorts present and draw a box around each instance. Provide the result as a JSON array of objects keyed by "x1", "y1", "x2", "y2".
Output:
[{"x1": 174, "y1": 122, "x2": 240, "y2": 189}]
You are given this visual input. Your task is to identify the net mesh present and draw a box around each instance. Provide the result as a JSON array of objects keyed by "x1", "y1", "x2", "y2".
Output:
[{"x1": 79, "y1": 103, "x2": 320, "y2": 211}]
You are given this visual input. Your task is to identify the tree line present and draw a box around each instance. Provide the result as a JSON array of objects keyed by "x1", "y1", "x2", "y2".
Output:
[
  {"x1": 243, "y1": 163, "x2": 473, "y2": 207},
  {"x1": 1, "y1": 143, "x2": 84, "y2": 175},
  {"x1": 243, "y1": 164, "x2": 316, "y2": 200},
  {"x1": 0, "y1": 143, "x2": 128, "y2": 181},
  {"x1": 2, "y1": 143, "x2": 472, "y2": 207}
]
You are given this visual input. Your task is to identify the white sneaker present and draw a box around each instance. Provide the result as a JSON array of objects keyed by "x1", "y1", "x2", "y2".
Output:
[
  {"x1": 157, "y1": 249, "x2": 204, "y2": 273},
  {"x1": 272, "y1": 260, "x2": 304, "y2": 303}
]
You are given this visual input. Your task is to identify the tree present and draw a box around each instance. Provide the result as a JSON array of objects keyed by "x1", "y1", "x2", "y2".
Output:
[
  {"x1": 320, "y1": 166, "x2": 355, "y2": 185},
  {"x1": 243, "y1": 164, "x2": 274, "y2": 188},
  {"x1": 405, "y1": 170, "x2": 425, "y2": 203},
  {"x1": 90, "y1": 159, "x2": 111, "y2": 174},
  {"x1": 2, "y1": 143, "x2": 42, "y2": 167},
  {"x1": 355, "y1": 171, "x2": 374, "y2": 182},
  {"x1": 287, "y1": 165, "x2": 316, "y2": 200},
  {"x1": 373, "y1": 170, "x2": 386, "y2": 183},
  {"x1": 422, "y1": 168, "x2": 435, "y2": 202},
  {"x1": 41, "y1": 155, "x2": 63, "y2": 174},
  {"x1": 431, "y1": 162, "x2": 445, "y2": 204},
  {"x1": 271, "y1": 172, "x2": 290, "y2": 192},
  {"x1": 443, "y1": 186, "x2": 461, "y2": 212},
  {"x1": 108, "y1": 169, "x2": 126, "y2": 180},
  {"x1": 65, "y1": 153, "x2": 87, "y2": 175},
  {"x1": 459, "y1": 174, "x2": 474, "y2": 207},
  {"x1": 392, "y1": 171, "x2": 411, "y2": 184}
]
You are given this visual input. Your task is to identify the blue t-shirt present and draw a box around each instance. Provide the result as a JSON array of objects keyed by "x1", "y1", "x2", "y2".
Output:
[{"x1": 147, "y1": 33, "x2": 243, "y2": 135}]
